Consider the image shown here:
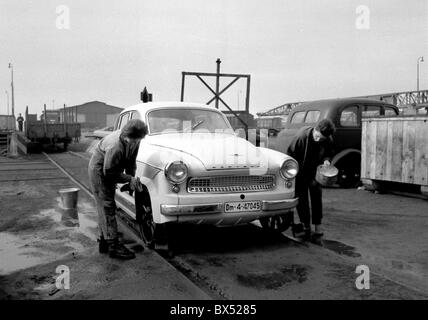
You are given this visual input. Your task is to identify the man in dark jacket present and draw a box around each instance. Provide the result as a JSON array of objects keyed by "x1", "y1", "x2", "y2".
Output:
[
  {"x1": 88, "y1": 119, "x2": 148, "y2": 259},
  {"x1": 286, "y1": 119, "x2": 335, "y2": 240},
  {"x1": 17, "y1": 113, "x2": 24, "y2": 132}
]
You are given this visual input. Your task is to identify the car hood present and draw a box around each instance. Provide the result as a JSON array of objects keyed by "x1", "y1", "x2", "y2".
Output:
[{"x1": 145, "y1": 133, "x2": 266, "y2": 170}]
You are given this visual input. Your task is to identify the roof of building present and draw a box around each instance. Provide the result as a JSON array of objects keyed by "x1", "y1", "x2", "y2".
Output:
[{"x1": 54, "y1": 101, "x2": 123, "y2": 111}]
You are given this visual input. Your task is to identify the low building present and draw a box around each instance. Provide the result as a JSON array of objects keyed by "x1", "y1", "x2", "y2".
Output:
[
  {"x1": 56, "y1": 101, "x2": 123, "y2": 129},
  {"x1": 40, "y1": 110, "x2": 60, "y2": 123}
]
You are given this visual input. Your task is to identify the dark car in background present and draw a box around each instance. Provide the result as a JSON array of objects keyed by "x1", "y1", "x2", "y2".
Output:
[{"x1": 273, "y1": 98, "x2": 399, "y2": 187}]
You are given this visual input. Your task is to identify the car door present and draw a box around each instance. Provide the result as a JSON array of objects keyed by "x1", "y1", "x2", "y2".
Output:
[
  {"x1": 334, "y1": 104, "x2": 361, "y2": 152},
  {"x1": 114, "y1": 111, "x2": 138, "y2": 218}
]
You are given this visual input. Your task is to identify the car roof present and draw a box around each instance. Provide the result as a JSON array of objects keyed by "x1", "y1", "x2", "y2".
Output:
[
  {"x1": 292, "y1": 98, "x2": 398, "y2": 113},
  {"x1": 122, "y1": 101, "x2": 217, "y2": 114}
]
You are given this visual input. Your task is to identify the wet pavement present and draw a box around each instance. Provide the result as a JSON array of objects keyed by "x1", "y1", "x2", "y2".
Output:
[
  {"x1": 1, "y1": 151, "x2": 427, "y2": 299},
  {"x1": 0, "y1": 154, "x2": 209, "y2": 299}
]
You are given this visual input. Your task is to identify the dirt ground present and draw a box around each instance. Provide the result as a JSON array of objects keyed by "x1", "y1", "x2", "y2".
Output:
[{"x1": 0, "y1": 148, "x2": 427, "y2": 300}]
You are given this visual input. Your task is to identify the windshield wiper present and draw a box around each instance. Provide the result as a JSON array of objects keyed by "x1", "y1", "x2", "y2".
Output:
[{"x1": 191, "y1": 120, "x2": 205, "y2": 130}]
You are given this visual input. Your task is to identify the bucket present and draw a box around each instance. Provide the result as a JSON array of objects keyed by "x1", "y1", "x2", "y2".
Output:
[
  {"x1": 61, "y1": 207, "x2": 79, "y2": 227},
  {"x1": 59, "y1": 187, "x2": 80, "y2": 209},
  {"x1": 315, "y1": 164, "x2": 338, "y2": 186}
]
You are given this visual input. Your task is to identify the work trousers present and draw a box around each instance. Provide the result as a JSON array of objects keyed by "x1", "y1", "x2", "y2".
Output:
[
  {"x1": 88, "y1": 165, "x2": 118, "y2": 241},
  {"x1": 295, "y1": 177, "x2": 323, "y2": 228}
]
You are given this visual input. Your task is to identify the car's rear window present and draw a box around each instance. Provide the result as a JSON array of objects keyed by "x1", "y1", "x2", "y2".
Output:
[
  {"x1": 305, "y1": 110, "x2": 320, "y2": 123},
  {"x1": 384, "y1": 106, "x2": 398, "y2": 116},
  {"x1": 362, "y1": 105, "x2": 381, "y2": 117},
  {"x1": 290, "y1": 111, "x2": 306, "y2": 124},
  {"x1": 340, "y1": 106, "x2": 359, "y2": 127}
]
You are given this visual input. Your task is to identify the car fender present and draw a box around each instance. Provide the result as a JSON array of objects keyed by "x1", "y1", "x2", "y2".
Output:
[{"x1": 331, "y1": 148, "x2": 361, "y2": 166}]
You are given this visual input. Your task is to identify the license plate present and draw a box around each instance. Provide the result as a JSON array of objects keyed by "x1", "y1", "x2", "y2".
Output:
[{"x1": 224, "y1": 201, "x2": 261, "y2": 213}]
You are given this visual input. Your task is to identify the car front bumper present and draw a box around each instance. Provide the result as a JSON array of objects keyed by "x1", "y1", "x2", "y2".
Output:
[{"x1": 160, "y1": 197, "x2": 298, "y2": 225}]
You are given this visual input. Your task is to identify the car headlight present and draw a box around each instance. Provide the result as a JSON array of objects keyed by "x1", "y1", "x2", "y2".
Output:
[
  {"x1": 280, "y1": 159, "x2": 298, "y2": 179},
  {"x1": 165, "y1": 161, "x2": 188, "y2": 184}
]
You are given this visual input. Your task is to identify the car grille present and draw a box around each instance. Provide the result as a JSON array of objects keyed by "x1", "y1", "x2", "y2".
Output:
[{"x1": 187, "y1": 175, "x2": 276, "y2": 193}]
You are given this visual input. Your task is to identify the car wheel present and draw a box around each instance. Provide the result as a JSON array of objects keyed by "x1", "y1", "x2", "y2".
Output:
[
  {"x1": 259, "y1": 212, "x2": 293, "y2": 233},
  {"x1": 139, "y1": 205, "x2": 156, "y2": 249},
  {"x1": 134, "y1": 189, "x2": 156, "y2": 249},
  {"x1": 336, "y1": 155, "x2": 361, "y2": 189},
  {"x1": 337, "y1": 166, "x2": 361, "y2": 188}
]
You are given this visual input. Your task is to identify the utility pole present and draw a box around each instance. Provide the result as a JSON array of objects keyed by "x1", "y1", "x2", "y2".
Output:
[
  {"x1": 8, "y1": 63, "x2": 15, "y2": 119},
  {"x1": 215, "y1": 58, "x2": 221, "y2": 109},
  {"x1": 5, "y1": 90, "x2": 9, "y2": 116},
  {"x1": 417, "y1": 56, "x2": 424, "y2": 91}
]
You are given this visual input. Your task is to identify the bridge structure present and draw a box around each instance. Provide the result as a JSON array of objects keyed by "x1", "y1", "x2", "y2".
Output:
[{"x1": 257, "y1": 89, "x2": 428, "y2": 117}]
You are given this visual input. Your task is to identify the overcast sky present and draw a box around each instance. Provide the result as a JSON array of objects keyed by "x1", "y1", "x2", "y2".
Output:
[{"x1": 0, "y1": 0, "x2": 427, "y2": 117}]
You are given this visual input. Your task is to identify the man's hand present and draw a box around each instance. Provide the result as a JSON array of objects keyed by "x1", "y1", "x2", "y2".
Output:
[
  {"x1": 130, "y1": 177, "x2": 143, "y2": 193},
  {"x1": 323, "y1": 160, "x2": 331, "y2": 166}
]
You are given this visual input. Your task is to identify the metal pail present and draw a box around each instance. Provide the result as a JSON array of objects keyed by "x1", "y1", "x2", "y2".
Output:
[
  {"x1": 61, "y1": 208, "x2": 79, "y2": 227},
  {"x1": 315, "y1": 164, "x2": 338, "y2": 186},
  {"x1": 59, "y1": 188, "x2": 80, "y2": 209}
]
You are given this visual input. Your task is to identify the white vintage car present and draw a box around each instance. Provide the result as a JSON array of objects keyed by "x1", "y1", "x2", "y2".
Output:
[{"x1": 113, "y1": 102, "x2": 299, "y2": 247}]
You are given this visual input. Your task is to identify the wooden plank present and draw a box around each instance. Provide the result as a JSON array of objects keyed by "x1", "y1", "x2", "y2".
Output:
[
  {"x1": 402, "y1": 120, "x2": 416, "y2": 184},
  {"x1": 361, "y1": 120, "x2": 367, "y2": 179},
  {"x1": 414, "y1": 119, "x2": 428, "y2": 185},
  {"x1": 375, "y1": 120, "x2": 388, "y2": 180},
  {"x1": 368, "y1": 120, "x2": 377, "y2": 179},
  {"x1": 384, "y1": 120, "x2": 393, "y2": 181},
  {"x1": 391, "y1": 120, "x2": 403, "y2": 182}
]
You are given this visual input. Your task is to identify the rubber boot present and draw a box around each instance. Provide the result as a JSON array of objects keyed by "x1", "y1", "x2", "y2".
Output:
[
  {"x1": 302, "y1": 227, "x2": 312, "y2": 241},
  {"x1": 108, "y1": 240, "x2": 136, "y2": 260},
  {"x1": 294, "y1": 224, "x2": 311, "y2": 241},
  {"x1": 313, "y1": 224, "x2": 324, "y2": 237}
]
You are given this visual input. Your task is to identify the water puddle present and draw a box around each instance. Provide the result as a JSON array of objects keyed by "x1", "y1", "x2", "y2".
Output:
[
  {"x1": 36, "y1": 197, "x2": 98, "y2": 240},
  {"x1": 0, "y1": 232, "x2": 58, "y2": 274},
  {"x1": 0, "y1": 198, "x2": 98, "y2": 275},
  {"x1": 236, "y1": 264, "x2": 309, "y2": 289},
  {"x1": 322, "y1": 239, "x2": 361, "y2": 258}
]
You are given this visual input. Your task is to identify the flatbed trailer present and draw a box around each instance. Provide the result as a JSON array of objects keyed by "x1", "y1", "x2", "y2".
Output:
[{"x1": 24, "y1": 106, "x2": 81, "y2": 151}]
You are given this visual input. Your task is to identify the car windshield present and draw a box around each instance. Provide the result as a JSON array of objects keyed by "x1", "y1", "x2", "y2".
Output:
[{"x1": 147, "y1": 108, "x2": 231, "y2": 134}]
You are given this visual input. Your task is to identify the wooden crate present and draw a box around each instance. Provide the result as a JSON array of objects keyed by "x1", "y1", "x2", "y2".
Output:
[{"x1": 361, "y1": 116, "x2": 428, "y2": 195}]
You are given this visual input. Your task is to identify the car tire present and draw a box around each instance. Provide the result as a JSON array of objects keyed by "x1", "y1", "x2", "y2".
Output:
[
  {"x1": 259, "y1": 211, "x2": 294, "y2": 233},
  {"x1": 336, "y1": 155, "x2": 361, "y2": 189},
  {"x1": 337, "y1": 166, "x2": 361, "y2": 188},
  {"x1": 138, "y1": 205, "x2": 156, "y2": 249},
  {"x1": 134, "y1": 189, "x2": 156, "y2": 249}
]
